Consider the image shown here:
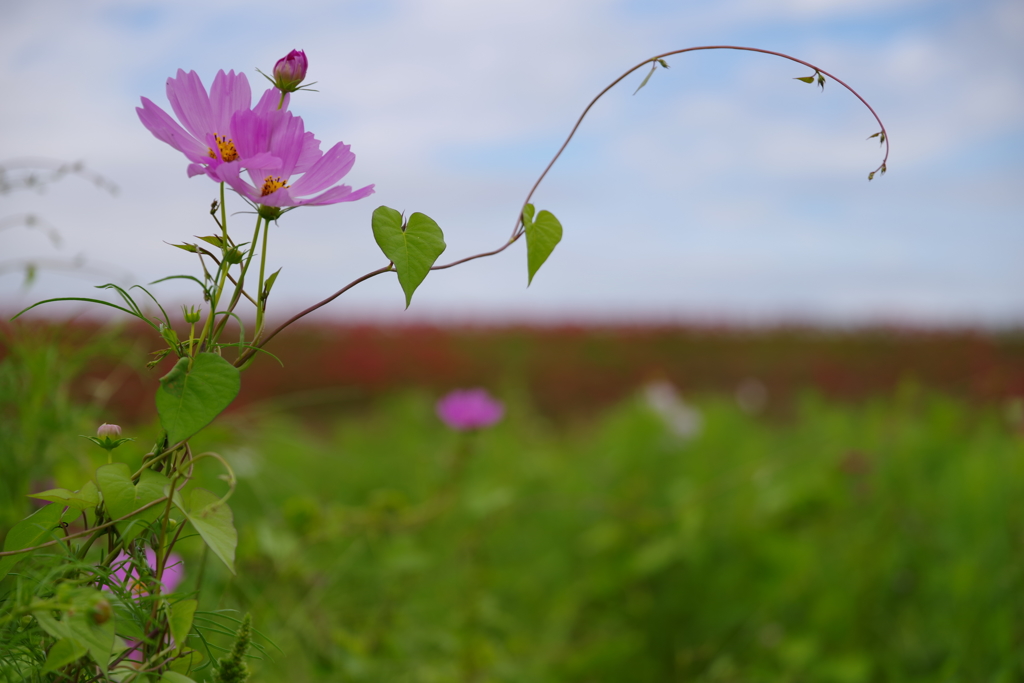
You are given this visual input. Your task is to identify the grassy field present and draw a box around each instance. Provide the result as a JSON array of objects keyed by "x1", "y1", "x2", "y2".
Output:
[
  {"x1": 176, "y1": 387, "x2": 1023, "y2": 682},
  {"x1": 3, "y1": 325, "x2": 1024, "y2": 681}
]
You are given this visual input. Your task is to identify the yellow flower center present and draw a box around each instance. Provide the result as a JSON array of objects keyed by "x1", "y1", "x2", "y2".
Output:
[
  {"x1": 207, "y1": 134, "x2": 239, "y2": 162},
  {"x1": 260, "y1": 175, "x2": 289, "y2": 197}
]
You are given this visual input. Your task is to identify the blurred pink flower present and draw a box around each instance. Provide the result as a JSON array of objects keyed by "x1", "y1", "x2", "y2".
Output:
[
  {"x1": 436, "y1": 388, "x2": 504, "y2": 431},
  {"x1": 108, "y1": 549, "x2": 184, "y2": 595}
]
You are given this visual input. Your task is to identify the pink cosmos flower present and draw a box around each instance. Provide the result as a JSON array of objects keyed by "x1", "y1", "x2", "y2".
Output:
[
  {"x1": 217, "y1": 105, "x2": 374, "y2": 212},
  {"x1": 108, "y1": 549, "x2": 184, "y2": 596},
  {"x1": 136, "y1": 69, "x2": 285, "y2": 180},
  {"x1": 436, "y1": 388, "x2": 505, "y2": 431}
]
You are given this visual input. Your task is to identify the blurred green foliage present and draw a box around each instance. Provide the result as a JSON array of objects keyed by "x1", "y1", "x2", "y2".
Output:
[
  {"x1": 169, "y1": 387, "x2": 1024, "y2": 682},
  {"x1": 0, "y1": 324, "x2": 138, "y2": 533}
]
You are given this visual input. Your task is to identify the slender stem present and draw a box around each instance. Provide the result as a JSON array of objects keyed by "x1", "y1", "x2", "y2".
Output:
[
  {"x1": 253, "y1": 217, "x2": 271, "y2": 342},
  {"x1": 213, "y1": 214, "x2": 264, "y2": 341},
  {"x1": 153, "y1": 471, "x2": 180, "y2": 589},
  {"x1": 194, "y1": 184, "x2": 231, "y2": 352},
  {"x1": 235, "y1": 264, "x2": 393, "y2": 365},
  {"x1": 0, "y1": 496, "x2": 172, "y2": 558},
  {"x1": 432, "y1": 45, "x2": 889, "y2": 271},
  {"x1": 198, "y1": 249, "x2": 258, "y2": 307},
  {"x1": 238, "y1": 46, "x2": 888, "y2": 357}
]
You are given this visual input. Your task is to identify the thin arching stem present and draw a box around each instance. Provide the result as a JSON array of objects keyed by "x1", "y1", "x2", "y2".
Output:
[
  {"x1": 431, "y1": 45, "x2": 889, "y2": 270},
  {"x1": 235, "y1": 263, "x2": 393, "y2": 365},
  {"x1": 248, "y1": 45, "x2": 888, "y2": 351}
]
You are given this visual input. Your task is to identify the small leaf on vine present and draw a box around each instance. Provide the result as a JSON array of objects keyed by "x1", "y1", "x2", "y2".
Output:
[
  {"x1": 634, "y1": 62, "x2": 659, "y2": 95},
  {"x1": 817, "y1": 72, "x2": 826, "y2": 90},
  {"x1": 794, "y1": 75, "x2": 815, "y2": 84},
  {"x1": 868, "y1": 171, "x2": 876, "y2": 181},
  {"x1": 170, "y1": 243, "x2": 198, "y2": 253},
  {"x1": 657, "y1": 58, "x2": 670, "y2": 69},
  {"x1": 371, "y1": 206, "x2": 447, "y2": 308},
  {"x1": 525, "y1": 205, "x2": 563, "y2": 286}
]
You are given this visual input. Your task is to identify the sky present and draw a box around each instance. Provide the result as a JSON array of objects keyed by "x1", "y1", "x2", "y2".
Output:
[{"x1": 1, "y1": 0, "x2": 1022, "y2": 327}]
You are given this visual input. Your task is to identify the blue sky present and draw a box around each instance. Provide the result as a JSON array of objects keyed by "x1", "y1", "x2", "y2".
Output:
[{"x1": 1, "y1": 0, "x2": 1022, "y2": 326}]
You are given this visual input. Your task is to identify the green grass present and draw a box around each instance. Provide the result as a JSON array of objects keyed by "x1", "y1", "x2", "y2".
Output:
[{"x1": 167, "y1": 387, "x2": 1024, "y2": 682}]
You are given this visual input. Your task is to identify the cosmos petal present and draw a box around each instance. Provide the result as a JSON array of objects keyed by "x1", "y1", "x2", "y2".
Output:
[
  {"x1": 209, "y1": 70, "x2": 251, "y2": 133},
  {"x1": 166, "y1": 69, "x2": 216, "y2": 142},
  {"x1": 288, "y1": 142, "x2": 355, "y2": 195}
]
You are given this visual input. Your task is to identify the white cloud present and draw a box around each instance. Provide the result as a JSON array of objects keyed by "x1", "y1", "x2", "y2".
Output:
[{"x1": 1, "y1": 0, "x2": 1022, "y2": 325}]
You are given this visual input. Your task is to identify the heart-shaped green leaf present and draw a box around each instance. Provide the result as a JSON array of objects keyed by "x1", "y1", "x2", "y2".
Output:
[
  {"x1": 0, "y1": 504, "x2": 67, "y2": 580},
  {"x1": 181, "y1": 488, "x2": 237, "y2": 574},
  {"x1": 371, "y1": 206, "x2": 447, "y2": 308},
  {"x1": 96, "y1": 464, "x2": 170, "y2": 544},
  {"x1": 35, "y1": 605, "x2": 115, "y2": 668},
  {"x1": 157, "y1": 353, "x2": 240, "y2": 446},
  {"x1": 42, "y1": 638, "x2": 88, "y2": 672},
  {"x1": 524, "y1": 206, "x2": 562, "y2": 285},
  {"x1": 28, "y1": 481, "x2": 100, "y2": 511},
  {"x1": 161, "y1": 672, "x2": 199, "y2": 683},
  {"x1": 170, "y1": 599, "x2": 198, "y2": 654}
]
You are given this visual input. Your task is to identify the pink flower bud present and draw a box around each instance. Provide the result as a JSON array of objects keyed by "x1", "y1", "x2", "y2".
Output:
[
  {"x1": 97, "y1": 423, "x2": 122, "y2": 439},
  {"x1": 273, "y1": 49, "x2": 308, "y2": 92}
]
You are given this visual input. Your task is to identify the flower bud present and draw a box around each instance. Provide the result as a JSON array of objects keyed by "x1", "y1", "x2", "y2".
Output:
[
  {"x1": 273, "y1": 49, "x2": 308, "y2": 92},
  {"x1": 183, "y1": 305, "x2": 202, "y2": 324},
  {"x1": 90, "y1": 598, "x2": 113, "y2": 625},
  {"x1": 84, "y1": 423, "x2": 134, "y2": 452},
  {"x1": 97, "y1": 423, "x2": 122, "y2": 439}
]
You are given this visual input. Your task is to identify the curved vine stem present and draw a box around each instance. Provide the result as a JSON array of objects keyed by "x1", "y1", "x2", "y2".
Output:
[{"x1": 245, "y1": 45, "x2": 888, "y2": 352}]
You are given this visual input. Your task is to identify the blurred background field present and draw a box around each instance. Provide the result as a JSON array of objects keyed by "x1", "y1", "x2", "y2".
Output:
[{"x1": 3, "y1": 321, "x2": 1023, "y2": 681}]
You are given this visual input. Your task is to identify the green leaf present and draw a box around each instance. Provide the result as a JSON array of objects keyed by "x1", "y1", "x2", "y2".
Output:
[
  {"x1": 634, "y1": 62, "x2": 658, "y2": 95},
  {"x1": 34, "y1": 608, "x2": 114, "y2": 669},
  {"x1": 371, "y1": 206, "x2": 447, "y2": 308},
  {"x1": 170, "y1": 599, "x2": 198, "y2": 654},
  {"x1": 184, "y1": 488, "x2": 237, "y2": 574},
  {"x1": 525, "y1": 209, "x2": 563, "y2": 286},
  {"x1": 161, "y1": 672, "x2": 198, "y2": 683},
  {"x1": 67, "y1": 612, "x2": 115, "y2": 667},
  {"x1": 197, "y1": 235, "x2": 225, "y2": 249},
  {"x1": 28, "y1": 481, "x2": 99, "y2": 511},
  {"x1": 42, "y1": 637, "x2": 88, "y2": 672},
  {"x1": 521, "y1": 203, "x2": 535, "y2": 227},
  {"x1": 0, "y1": 504, "x2": 66, "y2": 580},
  {"x1": 11, "y1": 297, "x2": 158, "y2": 330},
  {"x1": 95, "y1": 464, "x2": 170, "y2": 544},
  {"x1": 156, "y1": 353, "x2": 241, "y2": 445},
  {"x1": 34, "y1": 611, "x2": 71, "y2": 640},
  {"x1": 794, "y1": 75, "x2": 815, "y2": 84},
  {"x1": 262, "y1": 268, "x2": 282, "y2": 302},
  {"x1": 169, "y1": 649, "x2": 204, "y2": 675},
  {"x1": 169, "y1": 243, "x2": 199, "y2": 253}
]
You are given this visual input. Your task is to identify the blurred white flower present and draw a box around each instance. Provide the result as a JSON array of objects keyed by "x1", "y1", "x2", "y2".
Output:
[
  {"x1": 735, "y1": 378, "x2": 768, "y2": 414},
  {"x1": 642, "y1": 380, "x2": 702, "y2": 439}
]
